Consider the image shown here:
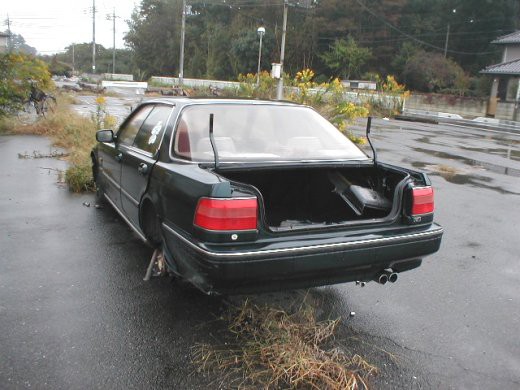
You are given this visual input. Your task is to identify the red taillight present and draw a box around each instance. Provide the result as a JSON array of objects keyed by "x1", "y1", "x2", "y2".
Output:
[
  {"x1": 411, "y1": 187, "x2": 434, "y2": 215},
  {"x1": 194, "y1": 197, "x2": 258, "y2": 231}
]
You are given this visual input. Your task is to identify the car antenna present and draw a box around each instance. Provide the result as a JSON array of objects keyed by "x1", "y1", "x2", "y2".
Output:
[
  {"x1": 209, "y1": 113, "x2": 220, "y2": 171},
  {"x1": 366, "y1": 116, "x2": 377, "y2": 167}
]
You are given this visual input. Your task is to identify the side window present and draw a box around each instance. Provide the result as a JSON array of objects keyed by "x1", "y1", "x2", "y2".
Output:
[
  {"x1": 133, "y1": 105, "x2": 172, "y2": 154},
  {"x1": 117, "y1": 105, "x2": 154, "y2": 146}
]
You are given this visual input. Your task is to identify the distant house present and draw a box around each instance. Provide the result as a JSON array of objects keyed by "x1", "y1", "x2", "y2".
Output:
[
  {"x1": 0, "y1": 32, "x2": 9, "y2": 53},
  {"x1": 481, "y1": 31, "x2": 520, "y2": 119}
]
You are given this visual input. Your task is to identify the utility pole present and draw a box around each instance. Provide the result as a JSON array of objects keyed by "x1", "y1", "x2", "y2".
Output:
[
  {"x1": 274, "y1": 1, "x2": 316, "y2": 100},
  {"x1": 179, "y1": 0, "x2": 186, "y2": 86},
  {"x1": 112, "y1": 8, "x2": 116, "y2": 74},
  {"x1": 276, "y1": 1, "x2": 288, "y2": 100},
  {"x1": 72, "y1": 43, "x2": 75, "y2": 75},
  {"x1": 106, "y1": 8, "x2": 119, "y2": 74},
  {"x1": 444, "y1": 23, "x2": 450, "y2": 58},
  {"x1": 92, "y1": 0, "x2": 96, "y2": 73},
  {"x1": 6, "y1": 14, "x2": 11, "y2": 52}
]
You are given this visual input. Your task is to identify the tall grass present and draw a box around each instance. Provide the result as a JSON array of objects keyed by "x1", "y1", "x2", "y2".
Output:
[{"x1": 0, "y1": 94, "x2": 99, "y2": 192}]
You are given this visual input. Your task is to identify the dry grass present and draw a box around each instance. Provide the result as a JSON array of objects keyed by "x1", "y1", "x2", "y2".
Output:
[
  {"x1": 193, "y1": 299, "x2": 377, "y2": 389},
  {"x1": 0, "y1": 94, "x2": 98, "y2": 192}
]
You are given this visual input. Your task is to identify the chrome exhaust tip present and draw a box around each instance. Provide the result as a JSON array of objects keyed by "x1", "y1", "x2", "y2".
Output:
[
  {"x1": 389, "y1": 272, "x2": 398, "y2": 283},
  {"x1": 377, "y1": 273, "x2": 388, "y2": 285}
]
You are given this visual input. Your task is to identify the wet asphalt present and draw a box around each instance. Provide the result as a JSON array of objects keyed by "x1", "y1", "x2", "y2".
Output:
[{"x1": 1, "y1": 114, "x2": 519, "y2": 389}]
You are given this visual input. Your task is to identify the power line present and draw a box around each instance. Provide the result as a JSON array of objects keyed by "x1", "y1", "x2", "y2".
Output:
[{"x1": 354, "y1": 0, "x2": 499, "y2": 56}]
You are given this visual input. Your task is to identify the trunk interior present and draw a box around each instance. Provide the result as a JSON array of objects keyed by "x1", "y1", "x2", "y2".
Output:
[{"x1": 221, "y1": 166, "x2": 409, "y2": 230}]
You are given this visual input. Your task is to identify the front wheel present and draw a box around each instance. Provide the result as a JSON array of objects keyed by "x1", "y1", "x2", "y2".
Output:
[{"x1": 17, "y1": 101, "x2": 37, "y2": 123}]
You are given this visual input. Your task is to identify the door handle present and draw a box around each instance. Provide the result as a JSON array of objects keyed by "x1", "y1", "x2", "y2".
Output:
[
  {"x1": 115, "y1": 153, "x2": 122, "y2": 162},
  {"x1": 138, "y1": 163, "x2": 148, "y2": 175}
]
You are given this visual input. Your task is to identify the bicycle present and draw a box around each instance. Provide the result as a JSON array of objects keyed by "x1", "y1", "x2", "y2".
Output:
[
  {"x1": 24, "y1": 83, "x2": 57, "y2": 118},
  {"x1": 36, "y1": 93, "x2": 57, "y2": 117}
]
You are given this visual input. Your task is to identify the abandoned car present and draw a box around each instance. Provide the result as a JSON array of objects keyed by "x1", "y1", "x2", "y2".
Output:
[{"x1": 91, "y1": 98, "x2": 443, "y2": 294}]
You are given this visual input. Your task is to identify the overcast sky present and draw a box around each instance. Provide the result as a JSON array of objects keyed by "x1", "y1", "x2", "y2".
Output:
[{"x1": 1, "y1": 0, "x2": 139, "y2": 54}]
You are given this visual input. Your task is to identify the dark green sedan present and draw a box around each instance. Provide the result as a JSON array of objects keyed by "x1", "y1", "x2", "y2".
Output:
[{"x1": 91, "y1": 98, "x2": 443, "y2": 294}]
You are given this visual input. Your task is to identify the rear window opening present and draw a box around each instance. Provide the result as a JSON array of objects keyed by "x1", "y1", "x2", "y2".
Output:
[
  {"x1": 171, "y1": 104, "x2": 368, "y2": 162},
  {"x1": 219, "y1": 166, "x2": 410, "y2": 231}
]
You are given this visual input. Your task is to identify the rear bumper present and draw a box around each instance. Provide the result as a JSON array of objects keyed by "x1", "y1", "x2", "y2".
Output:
[{"x1": 162, "y1": 223, "x2": 443, "y2": 294}]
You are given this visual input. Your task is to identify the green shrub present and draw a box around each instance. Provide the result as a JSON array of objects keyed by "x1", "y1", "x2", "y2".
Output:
[{"x1": 0, "y1": 53, "x2": 53, "y2": 116}]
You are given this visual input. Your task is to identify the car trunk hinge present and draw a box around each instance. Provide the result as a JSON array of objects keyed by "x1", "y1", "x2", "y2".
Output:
[
  {"x1": 366, "y1": 116, "x2": 377, "y2": 168},
  {"x1": 209, "y1": 113, "x2": 220, "y2": 171}
]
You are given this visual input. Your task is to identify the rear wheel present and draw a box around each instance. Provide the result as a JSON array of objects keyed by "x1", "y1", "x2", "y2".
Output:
[{"x1": 41, "y1": 96, "x2": 57, "y2": 117}]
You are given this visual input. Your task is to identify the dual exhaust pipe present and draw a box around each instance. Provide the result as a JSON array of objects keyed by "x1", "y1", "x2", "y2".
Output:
[
  {"x1": 376, "y1": 269, "x2": 398, "y2": 285},
  {"x1": 355, "y1": 269, "x2": 399, "y2": 287}
]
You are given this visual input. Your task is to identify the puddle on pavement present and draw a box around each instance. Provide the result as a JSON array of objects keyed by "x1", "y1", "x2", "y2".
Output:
[
  {"x1": 409, "y1": 161, "x2": 520, "y2": 195},
  {"x1": 460, "y1": 146, "x2": 520, "y2": 162},
  {"x1": 412, "y1": 147, "x2": 520, "y2": 178}
]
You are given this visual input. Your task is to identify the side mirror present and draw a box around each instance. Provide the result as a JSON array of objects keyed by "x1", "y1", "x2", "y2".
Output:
[{"x1": 96, "y1": 129, "x2": 115, "y2": 143}]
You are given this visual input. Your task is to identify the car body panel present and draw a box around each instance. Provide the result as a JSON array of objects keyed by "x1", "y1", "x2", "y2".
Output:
[{"x1": 96, "y1": 141, "x2": 122, "y2": 208}]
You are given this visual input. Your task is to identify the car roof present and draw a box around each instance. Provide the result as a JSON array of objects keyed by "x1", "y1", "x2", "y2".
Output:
[{"x1": 139, "y1": 97, "x2": 305, "y2": 108}]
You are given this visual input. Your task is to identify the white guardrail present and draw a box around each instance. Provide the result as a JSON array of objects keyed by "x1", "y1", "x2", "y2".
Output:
[
  {"x1": 101, "y1": 81, "x2": 148, "y2": 89},
  {"x1": 150, "y1": 76, "x2": 405, "y2": 110}
]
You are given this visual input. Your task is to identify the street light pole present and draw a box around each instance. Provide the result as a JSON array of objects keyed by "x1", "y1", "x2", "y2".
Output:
[
  {"x1": 444, "y1": 9, "x2": 456, "y2": 58},
  {"x1": 444, "y1": 23, "x2": 450, "y2": 58},
  {"x1": 256, "y1": 26, "x2": 265, "y2": 86},
  {"x1": 179, "y1": 0, "x2": 186, "y2": 86},
  {"x1": 276, "y1": 1, "x2": 288, "y2": 100}
]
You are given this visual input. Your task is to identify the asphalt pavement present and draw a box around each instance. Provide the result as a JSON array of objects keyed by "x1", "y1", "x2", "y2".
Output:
[{"x1": 1, "y1": 116, "x2": 519, "y2": 389}]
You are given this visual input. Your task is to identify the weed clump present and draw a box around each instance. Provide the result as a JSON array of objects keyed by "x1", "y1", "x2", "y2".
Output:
[{"x1": 193, "y1": 300, "x2": 377, "y2": 389}]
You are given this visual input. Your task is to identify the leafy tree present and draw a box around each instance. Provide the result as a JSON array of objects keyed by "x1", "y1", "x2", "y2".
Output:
[
  {"x1": 125, "y1": 0, "x2": 182, "y2": 77},
  {"x1": 401, "y1": 50, "x2": 467, "y2": 93},
  {"x1": 320, "y1": 37, "x2": 372, "y2": 79},
  {"x1": 5, "y1": 33, "x2": 37, "y2": 55},
  {"x1": 121, "y1": 0, "x2": 519, "y2": 89},
  {"x1": 44, "y1": 43, "x2": 135, "y2": 75},
  {"x1": 0, "y1": 53, "x2": 52, "y2": 116},
  {"x1": 230, "y1": 30, "x2": 275, "y2": 76}
]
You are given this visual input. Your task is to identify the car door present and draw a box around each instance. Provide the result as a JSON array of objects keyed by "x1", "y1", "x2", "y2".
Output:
[
  {"x1": 96, "y1": 138, "x2": 122, "y2": 207},
  {"x1": 120, "y1": 104, "x2": 173, "y2": 229},
  {"x1": 103, "y1": 104, "x2": 154, "y2": 210}
]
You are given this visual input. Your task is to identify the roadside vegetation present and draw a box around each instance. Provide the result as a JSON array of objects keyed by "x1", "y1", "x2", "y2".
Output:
[
  {"x1": 0, "y1": 53, "x2": 53, "y2": 117},
  {"x1": 193, "y1": 298, "x2": 377, "y2": 389},
  {"x1": 0, "y1": 94, "x2": 115, "y2": 192}
]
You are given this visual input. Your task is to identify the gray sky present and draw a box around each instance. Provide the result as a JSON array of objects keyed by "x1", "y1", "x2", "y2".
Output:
[{"x1": 1, "y1": 0, "x2": 138, "y2": 54}]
